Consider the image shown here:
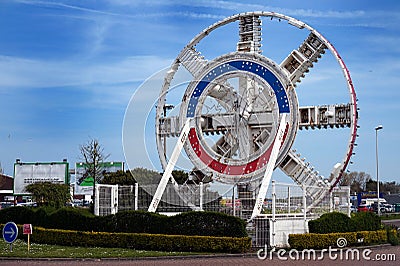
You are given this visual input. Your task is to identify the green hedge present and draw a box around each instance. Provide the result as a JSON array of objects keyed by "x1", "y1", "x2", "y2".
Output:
[
  {"x1": 289, "y1": 230, "x2": 387, "y2": 250},
  {"x1": 351, "y1": 212, "x2": 381, "y2": 231},
  {"x1": 308, "y1": 212, "x2": 354, "y2": 233},
  {"x1": 0, "y1": 206, "x2": 36, "y2": 224},
  {"x1": 99, "y1": 211, "x2": 169, "y2": 234},
  {"x1": 0, "y1": 207, "x2": 247, "y2": 238},
  {"x1": 22, "y1": 226, "x2": 250, "y2": 253},
  {"x1": 167, "y1": 211, "x2": 247, "y2": 237},
  {"x1": 308, "y1": 212, "x2": 381, "y2": 234},
  {"x1": 46, "y1": 207, "x2": 96, "y2": 231}
]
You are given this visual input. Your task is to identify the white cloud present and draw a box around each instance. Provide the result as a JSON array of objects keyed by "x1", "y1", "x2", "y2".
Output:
[
  {"x1": 14, "y1": 0, "x2": 363, "y2": 22},
  {"x1": 15, "y1": 0, "x2": 129, "y2": 17},
  {"x1": 15, "y1": 0, "x2": 400, "y2": 27},
  {"x1": 0, "y1": 55, "x2": 172, "y2": 90}
]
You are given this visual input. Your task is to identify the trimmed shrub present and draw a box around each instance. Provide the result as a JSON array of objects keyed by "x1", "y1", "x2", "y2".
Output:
[
  {"x1": 356, "y1": 230, "x2": 387, "y2": 245},
  {"x1": 351, "y1": 211, "x2": 381, "y2": 231},
  {"x1": 29, "y1": 227, "x2": 251, "y2": 253},
  {"x1": 384, "y1": 224, "x2": 399, "y2": 246},
  {"x1": 289, "y1": 232, "x2": 357, "y2": 250},
  {"x1": 289, "y1": 230, "x2": 387, "y2": 250},
  {"x1": 0, "y1": 224, "x2": 250, "y2": 253},
  {"x1": 308, "y1": 211, "x2": 382, "y2": 234},
  {"x1": 46, "y1": 207, "x2": 95, "y2": 231},
  {"x1": 308, "y1": 212, "x2": 354, "y2": 233},
  {"x1": 103, "y1": 210, "x2": 168, "y2": 234},
  {"x1": 167, "y1": 211, "x2": 248, "y2": 237},
  {"x1": 387, "y1": 229, "x2": 399, "y2": 246},
  {"x1": 0, "y1": 206, "x2": 35, "y2": 224},
  {"x1": 0, "y1": 208, "x2": 247, "y2": 238},
  {"x1": 31, "y1": 206, "x2": 57, "y2": 227}
]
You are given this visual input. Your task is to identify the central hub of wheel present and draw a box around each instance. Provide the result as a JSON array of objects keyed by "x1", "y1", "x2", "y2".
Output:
[{"x1": 180, "y1": 53, "x2": 299, "y2": 183}]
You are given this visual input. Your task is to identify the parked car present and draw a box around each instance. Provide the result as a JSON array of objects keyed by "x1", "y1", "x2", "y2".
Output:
[
  {"x1": 371, "y1": 202, "x2": 386, "y2": 213},
  {"x1": 16, "y1": 201, "x2": 37, "y2": 207},
  {"x1": 384, "y1": 204, "x2": 394, "y2": 213},
  {"x1": 357, "y1": 204, "x2": 373, "y2": 212},
  {"x1": 0, "y1": 202, "x2": 13, "y2": 209}
]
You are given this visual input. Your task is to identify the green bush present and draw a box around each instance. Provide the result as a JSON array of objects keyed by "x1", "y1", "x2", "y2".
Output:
[
  {"x1": 387, "y1": 229, "x2": 399, "y2": 246},
  {"x1": 289, "y1": 232, "x2": 357, "y2": 250},
  {"x1": 308, "y1": 211, "x2": 381, "y2": 234},
  {"x1": 167, "y1": 211, "x2": 248, "y2": 237},
  {"x1": 103, "y1": 210, "x2": 168, "y2": 234},
  {"x1": 356, "y1": 230, "x2": 387, "y2": 245},
  {"x1": 0, "y1": 208, "x2": 247, "y2": 238},
  {"x1": 0, "y1": 206, "x2": 35, "y2": 224},
  {"x1": 29, "y1": 227, "x2": 251, "y2": 253},
  {"x1": 308, "y1": 212, "x2": 354, "y2": 233},
  {"x1": 301, "y1": 212, "x2": 390, "y2": 249},
  {"x1": 382, "y1": 224, "x2": 399, "y2": 246},
  {"x1": 32, "y1": 206, "x2": 57, "y2": 227},
  {"x1": 289, "y1": 230, "x2": 387, "y2": 250},
  {"x1": 46, "y1": 207, "x2": 95, "y2": 231},
  {"x1": 351, "y1": 212, "x2": 381, "y2": 231}
]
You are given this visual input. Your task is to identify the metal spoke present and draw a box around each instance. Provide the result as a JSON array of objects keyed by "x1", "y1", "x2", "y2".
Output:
[
  {"x1": 279, "y1": 149, "x2": 329, "y2": 205},
  {"x1": 177, "y1": 46, "x2": 207, "y2": 77},
  {"x1": 298, "y1": 103, "x2": 353, "y2": 130},
  {"x1": 280, "y1": 32, "x2": 327, "y2": 86},
  {"x1": 237, "y1": 15, "x2": 262, "y2": 53}
]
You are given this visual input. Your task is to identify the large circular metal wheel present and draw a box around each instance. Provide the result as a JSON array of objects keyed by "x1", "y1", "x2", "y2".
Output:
[
  {"x1": 178, "y1": 52, "x2": 298, "y2": 184},
  {"x1": 155, "y1": 11, "x2": 358, "y2": 207}
]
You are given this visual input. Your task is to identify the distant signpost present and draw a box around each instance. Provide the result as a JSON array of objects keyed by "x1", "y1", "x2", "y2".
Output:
[
  {"x1": 2, "y1": 222, "x2": 18, "y2": 251},
  {"x1": 23, "y1": 224, "x2": 33, "y2": 252}
]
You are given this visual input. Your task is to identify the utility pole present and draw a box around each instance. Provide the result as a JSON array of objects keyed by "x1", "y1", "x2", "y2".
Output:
[{"x1": 375, "y1": 125, "x2": 383, "y2": 215}]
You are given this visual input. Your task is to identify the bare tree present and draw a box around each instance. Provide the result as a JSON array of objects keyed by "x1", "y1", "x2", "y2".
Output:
[
  {"x1": 339, "y1": 171, "x2": 372, "y2": 193},
  {"x1": 79, "y1": 138, "x2": 110, "y2": 211}
]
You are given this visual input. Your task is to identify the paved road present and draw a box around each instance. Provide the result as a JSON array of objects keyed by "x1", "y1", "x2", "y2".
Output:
[
  {"x1": 0, "y1": 245, "x2": 398, "y2": 266},
  {"x1": 382, "y1": 219, "x2": 400, "y2": 228}
]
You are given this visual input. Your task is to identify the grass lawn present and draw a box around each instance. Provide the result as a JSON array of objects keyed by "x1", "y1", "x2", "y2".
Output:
[
  {"x1": 381, "y1": 213, "x2": 400, "y2": 220},
  {"x1": 0, "y1": 239, "x2": 205, "y2": 259}
]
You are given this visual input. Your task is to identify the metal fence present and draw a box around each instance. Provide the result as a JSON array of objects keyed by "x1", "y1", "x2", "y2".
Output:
[
  {"x1": 249, "y1": 181, "x2": 350, "y2": 248},
  {"x1": 94, "y1": 181, "x2": 350, "y2": 247},
  {"x1": 95, "y1": 181, "x2": 350, "y2": 217}
]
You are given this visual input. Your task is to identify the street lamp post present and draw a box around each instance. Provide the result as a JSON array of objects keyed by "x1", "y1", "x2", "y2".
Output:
[{"x1": 375, "y1": 125, "x2": 383, "y2": 215}]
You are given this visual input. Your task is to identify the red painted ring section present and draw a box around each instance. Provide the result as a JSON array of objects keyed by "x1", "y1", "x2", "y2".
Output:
[{"x1": 188, "y1": 124, "x2": 289, "y2": 176}]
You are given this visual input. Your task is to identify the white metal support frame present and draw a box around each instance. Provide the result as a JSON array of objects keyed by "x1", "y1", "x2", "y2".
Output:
[
  {"x1": 111, "y1": 185, "x2": 118, "y2": 215},
  {"x1": 271, "y1": 180, "x2": 276, "y2": 248},
  {"x1": 250, "y1": 114, "x2": 288, "y2": 220},
  {"x1": 94, "y1": 184, "x2": 100, "y2": 216},
  {"x1": 148, "y1": 118, "x2": 192, "y2": 212},
  {"x1": 303, "y1": 184, "x2": 307, "y2": 231},
  {"x1": 134, "y1": 182, "x2": 139, "y2": 211},
  {"x1": 199, "y1": 182, "x2": 204, "y2": 211}
]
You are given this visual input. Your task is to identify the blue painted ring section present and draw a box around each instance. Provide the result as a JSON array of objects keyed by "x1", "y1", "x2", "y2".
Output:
[{"x1": 186, "y1": 60, "x2": 290, "y2": 117}]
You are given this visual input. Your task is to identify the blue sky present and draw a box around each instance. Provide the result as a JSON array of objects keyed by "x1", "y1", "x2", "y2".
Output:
[{"x1": 0, "y1": 0, "x2": 399, "y2": 186}]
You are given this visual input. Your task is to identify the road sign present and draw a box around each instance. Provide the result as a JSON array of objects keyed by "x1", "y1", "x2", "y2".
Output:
[
  {"x1": 23, "y1": 224, "x2": 32, "y2": 235},
  {"x1": 23, "y1": 224, "x2": 32, "y2": 252},
  {"x1": 2, "y1": 222, "x2": 18, "y2": 244}
]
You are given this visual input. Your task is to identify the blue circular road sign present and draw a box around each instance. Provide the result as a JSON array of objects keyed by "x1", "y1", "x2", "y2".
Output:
[{"x1": 2, "y1": 222, "x2": 18, "y2": 243}]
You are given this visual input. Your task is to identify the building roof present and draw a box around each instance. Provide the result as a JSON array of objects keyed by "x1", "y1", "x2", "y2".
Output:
[
  {"x1": 384, "y1": 194, "x2": 400, "y2": 205},
  {"x1": 0, "y1": 174, "x2": 13, "y2": 190}
]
